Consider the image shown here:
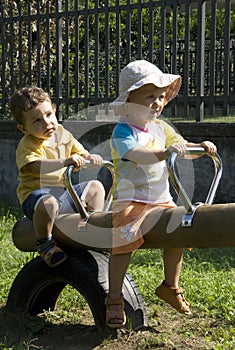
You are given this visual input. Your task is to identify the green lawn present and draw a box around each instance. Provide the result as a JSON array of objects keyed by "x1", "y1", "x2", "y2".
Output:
[
  {"x1": 172, "y1": 115, "x2": 235, "y2": 123},
  {"x1": 0, "y1": 207, "x2": 235, "y2": 349}
]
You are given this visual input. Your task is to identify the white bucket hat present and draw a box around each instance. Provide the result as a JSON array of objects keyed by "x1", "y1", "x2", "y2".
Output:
[{"x1": 112, "y1": 60, "x2": 181, "y2": 106}]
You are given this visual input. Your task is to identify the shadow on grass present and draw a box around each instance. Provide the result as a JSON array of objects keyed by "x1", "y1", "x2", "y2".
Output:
[{"x1": 0, "y1": 306, "x2": 102, "y2": 350}]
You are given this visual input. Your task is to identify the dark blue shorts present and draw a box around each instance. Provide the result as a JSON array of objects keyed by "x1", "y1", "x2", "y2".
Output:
[{"x1": 22, "y1": 182, "x2": 88, "y2": 220}]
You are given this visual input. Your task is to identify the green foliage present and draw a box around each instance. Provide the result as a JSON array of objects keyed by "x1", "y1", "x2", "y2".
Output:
[
  {"x1": 129, "y1": 247, "x2": 235, "y2": 347},
  {"x1": 0, "y1": 208, "x2": 34, "y2": 306},
  {"x1": 1, "y1": 1, "x2": 235, "y2": 119}
]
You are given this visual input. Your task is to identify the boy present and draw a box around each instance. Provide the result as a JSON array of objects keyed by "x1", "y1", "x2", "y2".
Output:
[
  {"x1": 10, "y1": 86, "x2": 105, "y2": 268},
  {"x1": 106, "y1": 60, "x2": 217, "y2": 328}
]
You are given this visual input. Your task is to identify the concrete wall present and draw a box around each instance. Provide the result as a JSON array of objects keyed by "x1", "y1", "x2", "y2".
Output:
[{"x1": 1, "y1": 120, "x2": 235, "y2": 207}]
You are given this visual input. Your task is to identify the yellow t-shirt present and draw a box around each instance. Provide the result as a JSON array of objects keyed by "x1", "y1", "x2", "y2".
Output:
[{"x1": 16, "y1": 124, "x2": 89, "y2": 204}]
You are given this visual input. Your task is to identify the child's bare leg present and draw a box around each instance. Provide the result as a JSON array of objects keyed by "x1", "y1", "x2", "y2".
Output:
[
  {"x1": 155, "y1": 247, "x2": 191, "y2": 315},
  {"x1": 33, "y1": 195, "x2": 67, "y2": 267},
  {"x1": 33, "y1": 195, "x2": 59, "y2": 239},
  {"x1": 82, "y1": 180, "x2": 105, "y2": 211},
  {"x1": 163, "y1": 247, "x2": 183, "y2": 288},
  {"x1": 106, "y1": 252, "x2": 131, "y2": 328},
  {"x1": 108, "y1": 252, "x2": 132, "y2": 298}
]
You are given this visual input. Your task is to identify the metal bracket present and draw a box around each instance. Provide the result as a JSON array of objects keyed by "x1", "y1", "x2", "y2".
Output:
[
  {"x1": 167, "y1": 147, "x2": 223, "y2": 227},
  {"x1": 181, "y1": 202, "x2": 204, "y2": 227},
  {"x1": 76, "y1": 211, "x2": 99, "y2": 231},
  {"x1": 77, "y1": 218, "x2": 89, "y2": 231}
]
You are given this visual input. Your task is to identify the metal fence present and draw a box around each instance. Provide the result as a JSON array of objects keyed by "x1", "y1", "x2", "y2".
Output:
[{"x1": 0, "y1": 0, "x2": 235, "y2": 121}]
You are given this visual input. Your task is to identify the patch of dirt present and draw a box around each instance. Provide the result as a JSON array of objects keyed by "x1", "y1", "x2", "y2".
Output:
[{"x1": 0, "y1": 304, "x2": 221, "y2": 350}]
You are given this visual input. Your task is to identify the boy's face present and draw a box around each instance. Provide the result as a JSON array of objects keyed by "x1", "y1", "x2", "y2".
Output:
[
  {"x1": 127, "y1": 84, "x2": 166, "y2": 124},
  {"x1": 17, "y1": 101, "x2": 58, "y2": 140}
]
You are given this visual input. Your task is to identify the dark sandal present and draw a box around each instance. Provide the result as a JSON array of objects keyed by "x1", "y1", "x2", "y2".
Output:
[
  {"x1": 39, "y1": 244, "x2": 67, "y2": 268},
  {"x1": 105, "y1": 295, "x2": 126, "y2": 328}
]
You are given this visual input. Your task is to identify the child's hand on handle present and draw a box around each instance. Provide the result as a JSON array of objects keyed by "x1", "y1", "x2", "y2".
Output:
[
  {"x1": 86, "y1": 153, "x2": 103, "y2": 166},
  {"x1": 167, "y1": 143, "x2": 187, "y2": 157},
  {"x1": 64, "y1": 154, "x2": 86, "y2": 168},
  {"x1": 200, "y1": 141, "x2": 217, "y2": 156}
]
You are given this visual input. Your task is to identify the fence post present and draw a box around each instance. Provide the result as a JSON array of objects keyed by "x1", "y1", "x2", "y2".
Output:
[
  {"x1": 56, "y1": 0, "x2": 63, "y2": 121},
  {"x1": 223, "y1": 0, "x2": 231, "y2": 116},
  {"x1": 209, "y1": 0, "x2": 216, "y2": 116},
  {"x1": 196, "y1": 0, "x2": 206, "y2": 121},
  {"x1": 0, "y1": 5, "x2": 6, "y2": 117}
]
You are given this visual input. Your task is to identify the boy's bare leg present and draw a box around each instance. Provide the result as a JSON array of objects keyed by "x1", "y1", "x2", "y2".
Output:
[
  {"x1": 82, "y1": 180, "x2": 105, "y2": 211},
  {"x1": 33, "y1": 195, "x2": 59, "y2": 239},
  {"x1": 33, "y1": 195, "x2": 67, "y2": 267}
]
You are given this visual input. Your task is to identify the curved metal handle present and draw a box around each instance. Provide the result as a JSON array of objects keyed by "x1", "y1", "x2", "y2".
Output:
[
  {"x1": 167, "y1": 146, "x2": 223, "y2": 213},
  {"x1": 64, "y1": 160, "x2": 114, "y2": 219}
]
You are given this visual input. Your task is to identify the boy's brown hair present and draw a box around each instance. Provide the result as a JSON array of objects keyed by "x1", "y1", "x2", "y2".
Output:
[{"x1": 9, "y1": 86, "x2": 53, "y2": 124}]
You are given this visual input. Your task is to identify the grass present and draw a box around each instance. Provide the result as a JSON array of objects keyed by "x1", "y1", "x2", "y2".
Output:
[
  {"x1": 0, "y1": 206, "x2": 235, "y2": 349},
  {"x1": 171, "y1": 115, "x2": 235, "y2": 123},
  {"x1": 202, "y1": 115, "x2": 235, "y2": 122}
]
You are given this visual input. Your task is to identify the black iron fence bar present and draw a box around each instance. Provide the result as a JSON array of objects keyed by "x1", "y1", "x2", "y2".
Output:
[
  {"x1": 27, "y1": 3, "x2": 32, "y2": 87},
  {"x1": 209, "y1": 0, "x2": 216, "y2": 116},
  {"x1": 160, "y1": 4, "x2": 166, "y2": 71},
  {"x1": 45, "y1": 1, "x2": 51, "y2": 94},
  {"x1": 172, "y1": 2, "x2": 178, "y2": 74},
  {"x1": 148, "y1": 1, "x2": 154, "y2": 64},
  {"x1": 84, "y1": 0, "x2": 89, "y2": 116},
  {"x1": 196, "y1": 0, "x2": 206, "y2": 121},
  {"x1": 74, "y1": 0, "x2": 79, "y2": 114},
  {"x1": 104, "y1": 0, "x2": 110, "y2": 110},
  {"x1": 137, "y1": 0, "x2": 142, "y2": 60},
  {"x1": 1, "y1": 6, "x2": 6, "y2": 112},
  {"x1": 183, "y1": 0, "x2": 190, "y2": 118},
  {"x1": 18, "y1": 3, "x2": 23, "y2": 87},
  {"x1": 9, "y1": 6, "x2": 15, "y2": 95},
  {"x1": 0, "y1": 0, "x2": 234, "y2": 120},
  {"x1": 95, "y1": 0, "x2": 100, "y2": 110},
  {"x1": 126, "y1": 0, "x2": 131, "y2": 63},
  {"x1": 64, "y1": 0, "x2": 69, "y2": 118},
  {"x1": 55, "y1": 0, "x2": 63, "y2": 121},
  {"x1": 224, "y1": 0, "x2": 231, "y2": 116},
  {"x1": 115, "y1": 0, "x2": 120, "y2": 102},
  {"x1": 170, "y1": 2, "x2": 179, "y2": 117},
  {"x1": 36, "y1": 2, "x2": 41, "y2": 87}
]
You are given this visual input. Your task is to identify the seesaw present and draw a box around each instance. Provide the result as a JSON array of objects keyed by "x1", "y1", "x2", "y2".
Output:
[{"x1": 7, "y1": 147, "x2": 232, "y2": 334}]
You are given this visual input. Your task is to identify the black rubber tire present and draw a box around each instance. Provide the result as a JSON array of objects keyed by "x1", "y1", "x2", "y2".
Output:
[{"x1": 6, "y1": 250, "x2": 147, "y2": 334}]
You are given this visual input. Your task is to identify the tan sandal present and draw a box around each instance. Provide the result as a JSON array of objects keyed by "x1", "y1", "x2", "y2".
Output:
[
  {"x1": 105, "y1": 295, "x2": 126, "y2": 328},
  {"x1": 155, "y1": 281, "x2": 191, "y2": 315}
]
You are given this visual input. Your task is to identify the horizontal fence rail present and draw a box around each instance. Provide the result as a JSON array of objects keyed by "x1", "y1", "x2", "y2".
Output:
[{"x1": 0, "y1": 0, "x2": 235, "y2": 121}]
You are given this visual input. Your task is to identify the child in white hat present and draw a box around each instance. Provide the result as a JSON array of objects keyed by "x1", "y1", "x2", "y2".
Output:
[{"x1": 106, "y1": 60, "x2": 217, "y2": 328}]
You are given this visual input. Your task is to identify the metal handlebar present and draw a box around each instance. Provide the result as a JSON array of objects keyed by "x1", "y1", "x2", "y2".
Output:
[
  {"x1": 64, "y1": 160, "x2": 114, "y2": 219},
  {"x1": 64, "y1": 149, "x2": 222, "y2": 227},
  {"x1": 167, "y1": 147, "x2": 223, "y2": 226}
]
